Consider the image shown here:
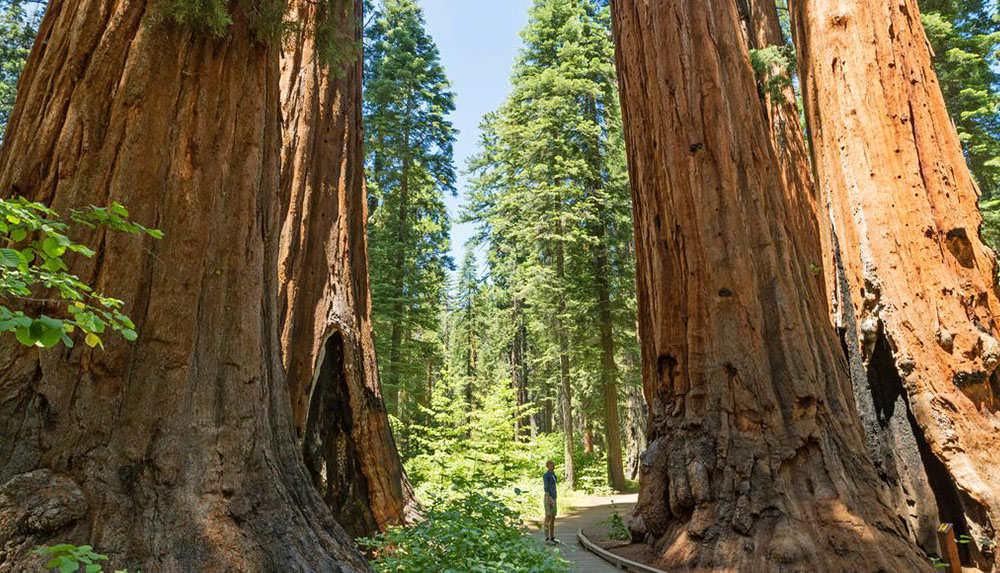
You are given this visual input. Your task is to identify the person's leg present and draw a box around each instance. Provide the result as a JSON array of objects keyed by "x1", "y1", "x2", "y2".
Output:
[{"x1": 547, "y1": 514, "x2": 555, "y2": 540}]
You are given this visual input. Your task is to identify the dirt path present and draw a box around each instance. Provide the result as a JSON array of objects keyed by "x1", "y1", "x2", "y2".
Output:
[{"x1": 531, "y1": 493, "x2": 638, "y2": 572}]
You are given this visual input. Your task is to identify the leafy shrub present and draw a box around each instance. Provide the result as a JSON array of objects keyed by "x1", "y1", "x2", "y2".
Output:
[
  {"x1": 405, "y1": 382, "x2": 564, "y2": 495},
  {"x1": 360, "y1": 490, "x2": 569, "y2": 573},
  {"x1": 602, "y1": 510, "x2": 630, "y2": 542},
  {"x1": 32, "y1": 544, "x2": 131, "y2": 573},
  {"x1": 574, "y1": 449, "x2": 614, "y2": 495}
]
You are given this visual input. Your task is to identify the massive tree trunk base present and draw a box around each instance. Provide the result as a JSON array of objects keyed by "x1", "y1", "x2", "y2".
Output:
[
  {"x1": 0, "y1": 2, "x2": 370, "y2": 570},
  {"x1": 611, "y1": 1, "x2": 930, "y2": 570},
  {"x1": 744, "y1": 0, "x2": 943, "y2": 558},
  {"x1": 634, "y1": 432, "x2": 928, "y2": 571},
  {"x1": 792, "y1": 1, "x2": 1000, "y2": 568},
  {"x1": 0, "y1": 465, "x2": 367, "y2": 572}
]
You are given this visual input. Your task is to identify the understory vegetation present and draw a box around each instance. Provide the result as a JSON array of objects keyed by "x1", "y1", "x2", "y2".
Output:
[
  {"x1": 360, "y1": 491, "x2": 569, "y2": 572},
  {"x1": 2, "y1": 0, "x2": 1000, "y2": 570}
]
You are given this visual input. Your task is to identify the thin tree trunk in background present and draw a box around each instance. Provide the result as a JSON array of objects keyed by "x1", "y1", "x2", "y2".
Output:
[
  {"x1": 623, "y1": 383, "x2": 647, "y2": 481},
  {"x1": 595, "y1": 205, "x2": 626, "y2": 491},
  {"x1": 581, "y1": 397, "x2": 594, "y2": 455},
  {"x1": 512, "y1": 298, "x2": 529, "y2": 439},
  {"x1": 278, "y1": 0, "x2": 416, "y2": 538},
  {"x1": 544, "y1": 393, "x2": 554, "y2": 434},
  {"x1": 387, "y1": 325, "x2": 402, "y2": 416},
  {"x1": 0, "y1": 3, "x2": 368, "y2": 570},
  {"x1": 610, "y1": 1, "x2": 926, "y2": 569},
  {"x1": 555, "y1": 218, "x2": 575, "y2": 489},
  {"x1": 791, "y1": 1, "x2": 1000, "y2": 567},
  {"x1": 528, "y1": 390, "x2": 540, "y2": 438}
]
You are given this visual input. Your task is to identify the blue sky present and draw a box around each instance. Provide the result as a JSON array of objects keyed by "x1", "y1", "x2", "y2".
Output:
[{"x1": 418, "y1": 0, "x2": 533, "y2": 272}]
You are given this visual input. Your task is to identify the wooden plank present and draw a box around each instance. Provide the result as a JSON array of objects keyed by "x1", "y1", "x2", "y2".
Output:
[
  {"x1": 936, "y1": 523, "x2": 962, "y2": 573},
  {"x1": 577, "y1": 528, "x2": 665, "y2": 573}
]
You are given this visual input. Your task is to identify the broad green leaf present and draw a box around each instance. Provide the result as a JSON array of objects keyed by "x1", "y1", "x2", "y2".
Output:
[
  {"x1": 38, "y1": 324, "x2": 63, "y2": 349},
  {"x1": 15, "y1": 326, "x2": 36, "y2": 346},
  {"x1": 43, "y1": 236, "x2": 67, "y2": 258},
  {"x1": 0, "y1": 248, "x2": 24, "y2": 268}
]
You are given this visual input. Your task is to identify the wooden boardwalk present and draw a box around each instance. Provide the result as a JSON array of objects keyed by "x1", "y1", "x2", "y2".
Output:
[{"x1": 531, "y1": 494, "x2": 638, "y2": 572}]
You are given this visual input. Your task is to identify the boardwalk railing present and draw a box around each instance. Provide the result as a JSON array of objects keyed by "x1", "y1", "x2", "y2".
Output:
[{"x1": 576, "y1": 528, "x2": 666, "y2": 573}]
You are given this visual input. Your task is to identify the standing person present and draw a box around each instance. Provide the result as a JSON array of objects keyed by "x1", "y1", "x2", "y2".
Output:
[{"x1": 543, "y1": 460, "x2": 558, "y2": 544}]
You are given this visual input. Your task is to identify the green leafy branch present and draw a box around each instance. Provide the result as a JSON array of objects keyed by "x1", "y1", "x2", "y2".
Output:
[
  {"x1": 0, "y1": 196, "x2": 161, "y2": 349},
  {"x1": 31, "y1": 544, "x2": 133, "y2": 573},
  {"x1": 600, "y1": 509, "x2": 630, "y2": 542},
  {"x1": 749, "y1": 45, "x2": 795, "y2": 102}
]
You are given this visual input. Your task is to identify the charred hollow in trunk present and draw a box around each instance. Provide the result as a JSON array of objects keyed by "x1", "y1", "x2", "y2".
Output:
[
  {"x1": 278, "y1": 0, "x2": 416, "y2": 536},
  {"x1": 302, "y1": 332, "x2": 376, "y2": 538}
]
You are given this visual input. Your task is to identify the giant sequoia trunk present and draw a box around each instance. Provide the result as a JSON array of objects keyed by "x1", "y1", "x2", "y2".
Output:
[
  {"x1": 0, "y1": 2, "x2": 369, "y2": 570},
  {"x1": 791, "y1": 1, "x2": 1000, "y2": 567},
  {"x1": 278, "y1": 0, "x2": 416, "y2": 539},
  {"x1": 611, "y1": 1, "x2": 928, "y2": 569},
  {"x1": 747, "y1": 0, "x2": 940, "y2": 556}
]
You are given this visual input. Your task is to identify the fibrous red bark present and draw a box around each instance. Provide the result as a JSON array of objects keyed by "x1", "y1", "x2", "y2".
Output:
[
  {"x1": 744, "y1": 0, "x2": 942, "y2": 556},
  {"x1": 0, "y1": 2, "x2": 369, "y2": 570},
  {"x1": 611, "y1": 0, "x2": 928, "y2": 569},
  {"x1": 278, "y1": 0, "x2": 417, "y2": 538},
  {"x1": 791, "y1": 0, "x2": 1000, "y2": 567}
]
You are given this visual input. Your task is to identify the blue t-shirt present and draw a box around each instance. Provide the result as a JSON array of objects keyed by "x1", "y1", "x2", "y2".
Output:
[{"x1": 544, "y1": 470, "x2": 557, "y2": 499}]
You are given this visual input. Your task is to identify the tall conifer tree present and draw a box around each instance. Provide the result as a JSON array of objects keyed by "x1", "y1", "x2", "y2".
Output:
[
  {"x1": 466, "y1": 0, "x2": 633, "y2": 489},
  {"x1": 449, "y1": 245, "x2": 482, "y2": 411},
  {"x1": 920, "y1": 0, "x2": 1000, "y2": 200},
  {"x1": 364, "y1": 0, "x2": 456, "y2": 440},
  {"x1": 0, "y1": 0, "x2": 40, "y2": 142}
]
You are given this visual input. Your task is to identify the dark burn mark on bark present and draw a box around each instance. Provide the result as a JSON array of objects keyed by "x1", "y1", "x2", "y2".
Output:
[
  {"x1": 302, "y1": 331, "x2": 377, "y2": 538},
  {"x1": 117, "y1": 462, "x2": 144, "y2": 494},
  {"x1": 724, "y1": 362, "x2": 738, "y2": 378},
  {"x1": 945, "y1": 228, "x2": 976, "y2": 268},
  {"x1": 657, "y1": 355, "x2": 678, "y2": 393}
]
